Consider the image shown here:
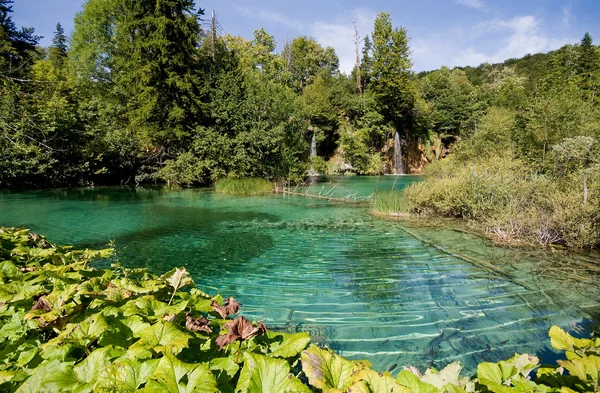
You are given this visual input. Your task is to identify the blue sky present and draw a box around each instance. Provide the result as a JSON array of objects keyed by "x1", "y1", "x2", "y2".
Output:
[{"x1": 12, "y1": 0, "x2": 600, "y2": 73}]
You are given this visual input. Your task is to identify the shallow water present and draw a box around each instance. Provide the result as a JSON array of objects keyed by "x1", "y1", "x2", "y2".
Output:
[
  {"x1": 0, "y1": 183, "x2": 596, "y2": 373},
  {"x1": 290, "y1": 174, "x2": 420, "y2": 199}
]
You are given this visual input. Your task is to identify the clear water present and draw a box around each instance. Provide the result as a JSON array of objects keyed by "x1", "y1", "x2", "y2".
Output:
[
  {"x1": 0, "y1": 183, "x2": 596, "y2": 374},
  {"x1": 290, "y1": 174, "x2": 420, "y2": 200}
]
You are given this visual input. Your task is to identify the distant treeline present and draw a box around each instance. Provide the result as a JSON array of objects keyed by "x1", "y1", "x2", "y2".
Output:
[{"x1": 1, "y1": 0, "x2": 599, "y2": 190}]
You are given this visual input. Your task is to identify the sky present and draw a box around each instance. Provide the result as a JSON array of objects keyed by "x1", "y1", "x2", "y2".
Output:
[{"x1": 11, "y1": 0, "x2": 600, "y2": 74}]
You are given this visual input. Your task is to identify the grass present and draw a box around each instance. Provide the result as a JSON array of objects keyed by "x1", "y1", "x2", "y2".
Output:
[
  {"x1": 372, "y1": 190, "x2": 410, "y2": 217},
  {"x1": 214, "y1": 178, "x2": 275, "y2": 195}
]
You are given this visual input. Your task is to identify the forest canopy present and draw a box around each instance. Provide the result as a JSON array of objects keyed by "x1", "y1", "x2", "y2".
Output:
[{"x1": 1, "y1": 0, "x2": 599, "y2": 192}]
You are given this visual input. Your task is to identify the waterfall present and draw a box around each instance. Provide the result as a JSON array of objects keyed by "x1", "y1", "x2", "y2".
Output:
[
  {"x1": 310, "y1": 133, "x2": 317, "y2": 158},
  {"x1": 394, "y1": 130, "x2": 405, "y2": 174}
]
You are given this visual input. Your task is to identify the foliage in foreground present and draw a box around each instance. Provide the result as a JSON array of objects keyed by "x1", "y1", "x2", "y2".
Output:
[
  {"x1": 214, "y1": 178, "x2": 275, "y2": 196},
  {"x1": 1, "y1": 227, "x2": 600, "y2": 393}
]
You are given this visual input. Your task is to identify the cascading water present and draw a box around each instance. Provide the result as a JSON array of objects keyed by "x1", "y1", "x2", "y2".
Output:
[
  {"x1": 394, "y1": 130, "x2": 405, "y2": 174},
  {"x1": 307, "y1": 133, "x2": 318, "y2": 175}
]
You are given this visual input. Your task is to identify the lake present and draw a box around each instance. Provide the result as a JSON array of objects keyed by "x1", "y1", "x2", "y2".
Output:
[{"x1": 0, "y1": 176, "x2": 597, "y2": 373}]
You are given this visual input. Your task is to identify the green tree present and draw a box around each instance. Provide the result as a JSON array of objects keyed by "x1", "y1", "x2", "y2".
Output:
[
  {"x1": 48, "y1": 22, "x2": 67, "y2": 70},
  {"x1": 360, "y1": 35, "x2": 373, "y2": 91},
  {"x1": 552, "y1": 136, "x2": 599, "y2": 205},
  {"x1": 71, "y1": 0, "x2": 204, "y2": 149},
  {"x1": 419, "y1": 67, "x2": 475, "y2": 135},
  {"x1": 283, "y1": 36, "x2": 339, "y2": 91},
  {"x1": 577, "y1": 33, "x2": 600, "y2": 102},
  {"x1": 370, "y1": 12, "x2": 415, "y2": 174},
  {"x1": 0, "y1": 0, "x2": 39, "y2": 75}
]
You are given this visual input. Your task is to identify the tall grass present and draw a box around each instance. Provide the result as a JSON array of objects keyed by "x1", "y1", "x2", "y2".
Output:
[
  {"x1": 214, "y1": 178, "x2": 275, "y2": 195},
  {"x1": 372, "y1": 190, "x2": 409, "y2": 216}
]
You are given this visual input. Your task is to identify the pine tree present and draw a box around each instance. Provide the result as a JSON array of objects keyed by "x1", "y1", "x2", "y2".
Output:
[
  {"x1": 72, "y1": 0, "x2": 205, "y2": 150},
  {"x1": 360, "y1": 35, "x2": 373, "y2": 90},
  {"x1": 0, "y1": 0, "x2": 39, "y2": 74},
  {"x1": 48, "y1": 22, "x2": 67, "y2": 69},
  {"x1": 370, "y1": 12, "x2": 415, "y2": 174},
  {"x1": 577, "y1": 33, "x2": 599, "y2": 101}
]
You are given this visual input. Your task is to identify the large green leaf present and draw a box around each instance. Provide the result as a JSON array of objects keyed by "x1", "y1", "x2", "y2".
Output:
[
  {"x1": 71, "y1": 346, "x2": 126, "y2": 391},
  {"x1": 129, "y1": 320, "x2": 192, "y2": 355},
  {"x1": 300, "y1": 345, "x2": 364, "y2": 392},
  {"x1": 15, "y1": 360, "x2": 77, "y2": 393},
  {"x1": 0, "y1": 312, "x2": 27, "y2": 343},
  {"x1": 97, "y1": 359, "x2": 159, "y2": 392},
  {"x1": 62, "y1": 314, "x2": 110, "y2": 348},
  {"x1": 477, "y1": 362, "x2": 504, "y2": 391},
  {"x1": 121, "y1": 296, "x2": 188, "y2": 319},
  {"x1": 265, "y1": 331, "x2": 311, "y2": 359},
  {"x1": 350, "y1": 369, "x2": 410, "y2": 393},
  {"x1": 397, "y1": 369, "x2": 440, "y2": 393},
  {"x1": 0, "y1": 260, "x2": 19, "y2": 279},
  {"x1": 144, "y1": 354, "x2": 219, "y2": 393},
  {"x1": 549, "y1": 326, "x2": 600, "y2": 359},
  {"x1": 236, "y1": 352, "x2": 311, "y2": 393},
  {"x1": 558, "y1": 355, "x2": 600, "y2": 382}
]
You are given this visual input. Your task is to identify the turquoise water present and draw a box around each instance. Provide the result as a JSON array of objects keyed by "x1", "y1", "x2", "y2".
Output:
[
  {"x1": 0, "y1": 184, "x2": 595, "y2": 373},
  {"x1": 291, "y1": 174, "x2": 420, "y2": 199}
]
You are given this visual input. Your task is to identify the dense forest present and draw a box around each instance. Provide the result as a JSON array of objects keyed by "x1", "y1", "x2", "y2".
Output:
[{"x1": 1, "y1": 0, "x2": 599, "y2": 247}]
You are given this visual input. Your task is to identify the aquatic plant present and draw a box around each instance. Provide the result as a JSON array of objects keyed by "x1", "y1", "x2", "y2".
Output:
[
  {"x1": 1, "y1": 227, "x2": 599, "y2": 392},
  {"x1": 372, "y1": 189, "x2": 410, "y2": 216},
  {"x1": 214, "y1": 178, "x2": 275, "y2": 195}
]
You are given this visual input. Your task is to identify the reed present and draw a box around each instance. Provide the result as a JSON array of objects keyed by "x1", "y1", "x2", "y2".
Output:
[
  {"x1": 214, "y1": 178, "x2": 274, "y2": 195},
  {"x1": 372, "y1": 190, "x2": 409, "y2": 216}
]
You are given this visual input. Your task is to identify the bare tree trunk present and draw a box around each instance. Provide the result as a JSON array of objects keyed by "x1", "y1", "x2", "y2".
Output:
[
  {"x1": 353, "y1": 21, "x2": 362, "y2": 96},
  {"x1": 211, "y1": 10, "x2": 216, "y2": 60},
  {"x1": 583, "y1": 171, "x2": 588, "y2": 205}
]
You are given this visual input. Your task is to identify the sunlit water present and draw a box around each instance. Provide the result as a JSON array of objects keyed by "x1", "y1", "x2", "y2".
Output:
[{"x1": 0, "y1": 178, "x2": 596, "y2": 373}]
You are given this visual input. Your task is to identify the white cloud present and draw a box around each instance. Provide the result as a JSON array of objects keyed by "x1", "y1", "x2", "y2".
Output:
[
  {"x1": 236, "y1": 7, "x2": 303, "y2": 31},
  {"x1": 412, "y1": 15, "x2": 575, "y2": 71},
  {"x1": 310, "y1": 8, "x2": 378, "y2": 75},
  {"x1": 562, "y1": 6, "x2": 573, "y2": 27},
  {"x1": 455, "y1": 0, "x2": 485, "y2": 9}
]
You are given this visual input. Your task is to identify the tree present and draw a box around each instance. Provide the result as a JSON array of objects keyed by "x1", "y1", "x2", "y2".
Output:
[
  {"x1": 552, "y1": 136, "x2": 599, "y2": 205},
  {"x1": 577, "y1": 33, "x2": 600, "y2": 102},
  {"x1": 360, "y1": 35, "x2": 373, "y2": 91},
  {"x1": 419, "y1": 67, "x2": 475, "y2": 135},
  {"x1": 0, "y1": 0, "x2": 39, "y2": 75},
  {"x1": 370, "y1": 12, "x2": 415, "y2": 174},
  {"x1": 48, "y1": 23, "x2": 67, "y2": 69},
  {"x1": 283, "y1": 36, "x2": 339, "y2": 91},
  {"x1": 71, "y1": 0, "x2": 206, "y2": 163}
]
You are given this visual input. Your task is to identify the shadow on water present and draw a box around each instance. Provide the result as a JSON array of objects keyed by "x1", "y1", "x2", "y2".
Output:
[{"x1": 78, "y1": 202, "x2": 280, "y2": 275}]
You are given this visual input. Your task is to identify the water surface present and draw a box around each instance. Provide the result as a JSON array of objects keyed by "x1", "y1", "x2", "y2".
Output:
[{"x1": 0, "y1": 183, "x2": 596, "y2": 373}]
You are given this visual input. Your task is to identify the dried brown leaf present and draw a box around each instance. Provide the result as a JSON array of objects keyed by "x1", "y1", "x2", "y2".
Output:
[
  {"x1": 216, "y1": 316, "x2": 268, "y2": 351},
  {"x1": 185, "y1": 314, "x2": 212, "y2": 334},
  {"x1": 31, "y1": 298, "x2": 52, "y2": 312}
]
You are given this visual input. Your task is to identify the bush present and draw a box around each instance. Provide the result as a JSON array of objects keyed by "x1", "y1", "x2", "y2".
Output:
[
  {"x1": 214, "y1": 178, "x2": 274, "y2": 195},
  {"x1": 403, "y1": 156, "x2": 600, "y2": 249}
]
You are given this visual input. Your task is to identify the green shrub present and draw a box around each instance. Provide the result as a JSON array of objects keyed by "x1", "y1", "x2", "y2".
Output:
[
  {"x1": 404, "y1": 156, "x2": 600, "y2": 249},
  {"x1": 308, "y1": 156, "x2": 328, "y2": 174},
  {"x1": 214, "y1": 177, "x2": 274, "y2": 195}
]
